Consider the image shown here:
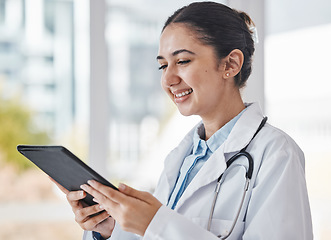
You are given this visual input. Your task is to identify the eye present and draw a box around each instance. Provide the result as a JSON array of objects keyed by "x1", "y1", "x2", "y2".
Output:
[
  {"x1": 158, "y1": 64, "x2": 168, "y2": 70},
  {"x1": 177, "y1": 60, "x2": 191, "y2": 65}
]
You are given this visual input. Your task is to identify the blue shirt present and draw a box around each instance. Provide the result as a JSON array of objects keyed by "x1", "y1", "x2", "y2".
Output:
[
  {"x1": 92, "y1": 231, "x2": 106, "y2": 240},
  {"x1": 167, "y1": 109, "x2": 246, "y2": 209}
]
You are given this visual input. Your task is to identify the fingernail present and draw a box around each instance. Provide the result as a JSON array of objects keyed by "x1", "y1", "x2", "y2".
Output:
[
  {"x1": 118, "y1": 183, "x2": 126, "y2": 191},
  {"x1": 93, "y1": 198, "x2": 99, "y2": 203},
  {"x1": 87, "y1": 180, "x2": 94, "y2": 186},
  {"x1": 80, "y1": 184, "x2": 86, "y2": 190},
  {"x1": 80, "y1": 191, "x2": 85, "y2": 197}
]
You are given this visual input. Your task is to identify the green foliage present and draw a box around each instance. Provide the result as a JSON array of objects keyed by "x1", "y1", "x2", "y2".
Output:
[{"x1": 0, "y1": 98, "x2": 49, "y2": 170}]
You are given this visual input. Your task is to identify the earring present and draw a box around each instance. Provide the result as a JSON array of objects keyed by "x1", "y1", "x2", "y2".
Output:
[{"x1": 226, "y1": 72, "x2": 230, "y2": 77}]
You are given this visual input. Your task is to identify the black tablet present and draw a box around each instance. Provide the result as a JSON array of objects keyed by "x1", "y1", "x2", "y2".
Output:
[{"x1": 17, "y1": 145, "x2": 118, "y2": 206}]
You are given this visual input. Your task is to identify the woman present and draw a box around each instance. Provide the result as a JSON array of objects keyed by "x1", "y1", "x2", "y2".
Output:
[{"x1": 55, "y1": 2, "x2": 313, "y2": 239}]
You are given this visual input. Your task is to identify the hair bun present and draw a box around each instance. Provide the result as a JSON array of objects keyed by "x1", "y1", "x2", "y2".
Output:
[
  {"x1": 236, "y1": 10, "x2": 258, "y2": 43},
  {"x1": 237, "y1": 11, "x2": 255, "y2": 30}
]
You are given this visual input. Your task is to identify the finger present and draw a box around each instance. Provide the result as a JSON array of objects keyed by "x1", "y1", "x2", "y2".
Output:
[
  {"x1": 49, "y1": 177, "x2": 69, "y2": 194},
  {"x1": 80, "y1": 183, "x2": 117, "y2": 210},
  {"x1": 118, "y1": 183, "x2": 151, "y2": 202},
  {"x1": 86, "y1": 180, "x2": 124, "y2": 204},
  {"x1": 67, "y1": 190, "x2": 86, "y2": 208},
  {"x1": 75, "y1": 204, "x2": 106, "y2": 223},
  {"x1": 81, "y1": 211, "x2": 111, "y2": 230},
  {"x1": 67, "y1": 190, "x2": 86, "y2": 201}
]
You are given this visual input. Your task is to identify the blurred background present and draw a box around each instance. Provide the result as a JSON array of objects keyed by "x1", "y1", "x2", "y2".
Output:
[{"x1": 0, "y1": 0, "x2": 330, "y2": 239}]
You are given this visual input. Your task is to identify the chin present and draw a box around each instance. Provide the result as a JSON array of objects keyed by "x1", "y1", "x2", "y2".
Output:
[{"x1": 177, "y1": 108, "x2": 194, "y2": 117}]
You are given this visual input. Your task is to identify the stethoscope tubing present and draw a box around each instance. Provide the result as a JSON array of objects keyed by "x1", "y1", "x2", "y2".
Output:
[
  {"x1": 207, "y1": 163, "x2": 251, "y2": 239},
  {"x1": 207, "y1": 117, "x2": 267, "y2": 238}
]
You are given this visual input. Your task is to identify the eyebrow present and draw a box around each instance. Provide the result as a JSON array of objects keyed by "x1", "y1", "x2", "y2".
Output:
[{"x1": 156, "y1": 49, "x2": 196, "y2": 60}]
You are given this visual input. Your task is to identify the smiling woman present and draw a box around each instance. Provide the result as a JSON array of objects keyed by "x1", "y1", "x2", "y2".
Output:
[
  {"x1": 53, "y1": 2, "x2": 313, "y2": 240},
  {"x1": 157, "y1": 24, "x2": 245, "y2": 135}
]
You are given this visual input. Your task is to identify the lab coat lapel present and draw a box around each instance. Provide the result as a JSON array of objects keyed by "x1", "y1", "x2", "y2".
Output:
[
  {"x1": 174, "y1": 144, "x2": 227, "y2": 210},
  {"x1": 162, "y1": 125, "x2": 196, "y2": 200},
  {"x1": 174, "y1": 102, "x2": 265, "y2": 210}
]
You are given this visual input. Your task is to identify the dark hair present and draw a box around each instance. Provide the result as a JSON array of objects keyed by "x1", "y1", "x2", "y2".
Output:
[{"x1": 163, "y1": 1, "x2": 255, "y2": 88}]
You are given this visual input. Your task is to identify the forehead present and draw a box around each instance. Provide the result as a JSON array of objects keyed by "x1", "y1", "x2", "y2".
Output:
[{"x1": 158, "y1": 23, "x2": 204, "y2": 56}]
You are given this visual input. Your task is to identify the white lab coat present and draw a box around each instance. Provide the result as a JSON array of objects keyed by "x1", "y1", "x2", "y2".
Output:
[{"x1": 84, "y1": 102, "x2": 313, "y2": 240}]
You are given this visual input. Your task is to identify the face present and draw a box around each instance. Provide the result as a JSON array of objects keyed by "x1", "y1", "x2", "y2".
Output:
[{"x1": 157, "y1": 24, "x2": 227, "y2": 118}]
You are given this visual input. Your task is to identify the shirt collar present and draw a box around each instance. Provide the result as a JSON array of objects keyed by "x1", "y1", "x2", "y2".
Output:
[
  {"x1": 193, "y1": 108, "x2": 247, "y2": 153},
  {"x1": 192, "y1": 124, "x2": 205, "y2": 154}
]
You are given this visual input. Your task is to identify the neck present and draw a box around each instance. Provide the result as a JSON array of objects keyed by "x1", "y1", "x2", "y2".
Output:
[{"x1": 202, "y1": 94, "x2": 245, "y2": 141}]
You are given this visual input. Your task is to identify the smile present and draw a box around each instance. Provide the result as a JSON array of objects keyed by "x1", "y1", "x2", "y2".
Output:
[{"x1": 174, "y1": 89, "x2": 193, "y2": 98}]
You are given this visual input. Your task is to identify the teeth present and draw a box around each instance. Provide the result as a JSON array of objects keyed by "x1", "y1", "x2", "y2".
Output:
[{"x1": 175, "y1": 89, "x2": 193, "y2": 98}]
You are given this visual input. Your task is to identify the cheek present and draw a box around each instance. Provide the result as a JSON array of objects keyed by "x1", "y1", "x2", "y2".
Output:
[
  {"x1": 186, "y1": 72, "x2": 205, "y2": 89},
  {"x1": 191, "y1": 72, "x2": 221, "y2": 97}
]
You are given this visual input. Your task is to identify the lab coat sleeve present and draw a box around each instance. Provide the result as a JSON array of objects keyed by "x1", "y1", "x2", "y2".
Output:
[
  {"x1": 82, "y1": 230, "x2": 93, "y2": 240},
  {"x1": 243, "y1": 133, "x2": 313, "y2": 239},
  {"x1": 144, "y1": 205, "x2": 220, "y2": 240}
]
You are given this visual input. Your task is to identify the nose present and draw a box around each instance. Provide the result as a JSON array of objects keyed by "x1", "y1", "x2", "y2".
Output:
[{"x1": 161, "y1": 65, "x2": 181, "y2": 88}]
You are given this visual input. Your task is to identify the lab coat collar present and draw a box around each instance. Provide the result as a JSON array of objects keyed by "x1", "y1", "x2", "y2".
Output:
[
  {"x1": 223, "y1": 102, "x2": 265, "y2": 154},
  {"x1": 163, "y1": 102, "x2": 265, "y2": 209}
]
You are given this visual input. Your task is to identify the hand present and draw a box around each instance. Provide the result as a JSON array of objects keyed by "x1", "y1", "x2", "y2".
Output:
[
  {"x1": 50, "y1": 178, "x2": 115, "y2": 238},
  {"x1": 81, "y1": 180, "x2": 162, "y2": 236}
]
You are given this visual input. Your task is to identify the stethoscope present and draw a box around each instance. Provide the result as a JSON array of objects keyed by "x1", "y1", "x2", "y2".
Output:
[{"x1": 207, "y1": 117, "x2": 268, "y2": 239}]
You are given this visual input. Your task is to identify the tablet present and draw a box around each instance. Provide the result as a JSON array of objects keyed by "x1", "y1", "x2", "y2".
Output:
[{"x1": 17, "y1": 145, "x2": 118, "y2": 206}]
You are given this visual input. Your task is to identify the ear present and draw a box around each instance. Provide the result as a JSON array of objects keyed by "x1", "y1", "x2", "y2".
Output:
[{"x1": 223, "y1": 49, "x2": 244, "y2": 79}]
